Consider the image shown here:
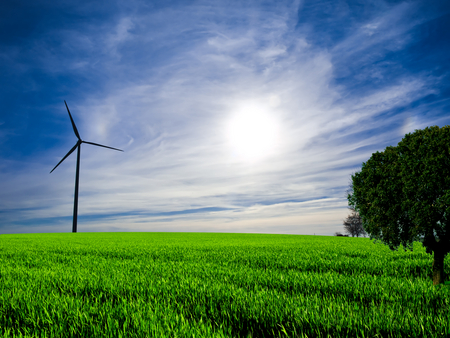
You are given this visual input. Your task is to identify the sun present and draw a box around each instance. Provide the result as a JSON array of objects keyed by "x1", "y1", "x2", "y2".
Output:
[{"x1": 225, "y1": 102, "x2": 280, "y2": 162}]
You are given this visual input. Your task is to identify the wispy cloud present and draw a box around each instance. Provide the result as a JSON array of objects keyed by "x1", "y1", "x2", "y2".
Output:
[{"x1": 0, "y1": 0, "x2": 449, "y2": 235}]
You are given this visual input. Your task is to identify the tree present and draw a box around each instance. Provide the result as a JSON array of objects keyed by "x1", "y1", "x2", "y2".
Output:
[
  {"x1": 343, "y1": 207, "x2": 367, "y2": 237},
  {"x1": 342, "y1": 171, "x2": 367, "y2": 237},
  {"x1": 348, "y1": 126, "x2": 450, "y2": 285}
]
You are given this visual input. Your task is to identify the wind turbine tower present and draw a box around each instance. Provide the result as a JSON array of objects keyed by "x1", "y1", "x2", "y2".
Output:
[{"x1": 51, "y1": 101, "x2": 123, "y2": 233}]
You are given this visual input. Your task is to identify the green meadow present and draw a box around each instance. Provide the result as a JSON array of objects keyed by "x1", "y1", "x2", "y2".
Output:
[{"x1": 0, "y1": 232, "x2": 449, "y2": 337}]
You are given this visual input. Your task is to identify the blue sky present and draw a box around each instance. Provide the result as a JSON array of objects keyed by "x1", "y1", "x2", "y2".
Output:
[{"x1": 1, "y1": 0, "x2": 449, "y2": 235}]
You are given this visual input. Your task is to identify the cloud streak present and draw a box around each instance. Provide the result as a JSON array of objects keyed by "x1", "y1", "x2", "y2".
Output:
[{"x1": 0, "y1": 0, "x2": 449, "y2": 235}]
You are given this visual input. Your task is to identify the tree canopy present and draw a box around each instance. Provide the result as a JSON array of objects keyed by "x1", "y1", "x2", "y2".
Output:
[{"x1": 348, "y1": 125, "x2": 450, "y2": 285}]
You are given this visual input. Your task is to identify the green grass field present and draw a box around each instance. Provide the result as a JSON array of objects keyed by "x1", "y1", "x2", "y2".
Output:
[{"x1": 0, "y1": 232, "x2": 449, "y2": 337}]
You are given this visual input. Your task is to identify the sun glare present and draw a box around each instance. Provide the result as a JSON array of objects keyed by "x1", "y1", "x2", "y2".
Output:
[{"x1": 226, "y1": 101, "x2": 280, "y2": 162}]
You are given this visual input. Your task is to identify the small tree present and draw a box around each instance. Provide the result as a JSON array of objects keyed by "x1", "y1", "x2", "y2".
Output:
[
  {"x1": 348, "y1": 126, "x2": 450, "y2": 285},
  {"x1": 343, "y1": 171, "x2": 367, "y2": 237},
  {"x1": 343, "y1": 207, "x2": 367, "y2": 237}
]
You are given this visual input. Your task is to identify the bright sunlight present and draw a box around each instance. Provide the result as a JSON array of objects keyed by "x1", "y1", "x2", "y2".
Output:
[{"x1": 226, "y1": 101, "x2": 280, "y2": 162}]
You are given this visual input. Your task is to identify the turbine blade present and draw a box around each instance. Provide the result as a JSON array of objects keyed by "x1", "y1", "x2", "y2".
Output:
[
  {"x1": 83, "y1": 141, "x2": 123, "y2": 152},
  {"x1": 64, "y1": 101, "x2": 81, "y2": 140},
  {"x1": 50, "y1": 142, "x2": 79, "y2": 173}
]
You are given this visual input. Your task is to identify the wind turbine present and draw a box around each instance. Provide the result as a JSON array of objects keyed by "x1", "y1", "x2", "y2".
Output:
[{"x1": 50, "y1": 101, "x2": 123, "y2": 233}]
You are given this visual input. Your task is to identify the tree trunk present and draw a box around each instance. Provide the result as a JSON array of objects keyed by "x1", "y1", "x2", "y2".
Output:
[{"x1": 432, "y1": 249, "x2": 446, "y2": 285}]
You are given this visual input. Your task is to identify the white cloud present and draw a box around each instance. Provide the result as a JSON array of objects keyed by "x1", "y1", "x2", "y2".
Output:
[{"x1": 1, "y1": 0, "x2": 448, "y2": 235}]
